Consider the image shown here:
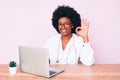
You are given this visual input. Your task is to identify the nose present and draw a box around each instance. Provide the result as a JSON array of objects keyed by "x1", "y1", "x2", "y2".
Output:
[{"x1": 60, "y1": 25, "x2": 66, "y2": 29}]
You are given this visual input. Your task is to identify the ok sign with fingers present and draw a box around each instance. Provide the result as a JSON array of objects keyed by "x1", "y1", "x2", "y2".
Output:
[{"x1": 75, "y1": 18, "x2": 89, "y2": 43}]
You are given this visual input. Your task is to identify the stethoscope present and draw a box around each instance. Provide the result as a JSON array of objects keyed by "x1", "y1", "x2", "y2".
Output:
[{"x1": 56, "y1": 35, "x2": 77, "y2": 63}]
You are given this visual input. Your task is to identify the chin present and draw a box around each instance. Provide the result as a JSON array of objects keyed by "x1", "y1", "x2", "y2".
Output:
[
  {"x1": 60, "y1": 31, "x2": 72, "y2": 36},
  {"x1": 60, "y1": 32, "x2": 66, "y2": 35},
  {"x1": 61, "y1": 33, "x2": 70, "y2": 36}
]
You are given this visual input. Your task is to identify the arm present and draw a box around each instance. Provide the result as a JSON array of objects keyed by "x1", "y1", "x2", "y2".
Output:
[
  {"x1": 76, "y1": 19, "x2": 94, "y2": 66},
  {"x1": 80, "y1": 42, "x2": 94, "y2": 66}
]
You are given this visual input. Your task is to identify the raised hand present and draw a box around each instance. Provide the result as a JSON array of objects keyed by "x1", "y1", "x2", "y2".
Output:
[{"x1": 75, "y1": 18, "x2": 89, "y2": 43}]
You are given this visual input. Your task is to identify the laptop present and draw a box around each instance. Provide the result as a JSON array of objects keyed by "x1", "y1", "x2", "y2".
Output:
[{"x1": 19, "y1": 46, "x2": 64, "y2": 78}]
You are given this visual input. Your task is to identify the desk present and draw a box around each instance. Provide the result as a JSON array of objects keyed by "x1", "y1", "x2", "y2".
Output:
[{"x1": 0, "y1": 64, "x2": 120, "y2": 80}]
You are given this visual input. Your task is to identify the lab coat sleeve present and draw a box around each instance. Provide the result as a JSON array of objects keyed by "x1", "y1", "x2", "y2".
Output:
[{"x1": 80, "y1": 42, "x2": 95, "y2": 66}]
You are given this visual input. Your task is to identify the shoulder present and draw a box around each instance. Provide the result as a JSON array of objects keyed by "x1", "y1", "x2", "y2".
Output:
[
  {"x1": 73, "y1": 34, "x2": 91, "y2": 47},
  {"x1": 73, "y1": 33, "x2": 84, "y2": 43}
]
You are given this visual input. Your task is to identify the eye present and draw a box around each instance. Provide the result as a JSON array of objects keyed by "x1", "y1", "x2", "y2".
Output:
[
  {"x1": 65, "y1": 23, "x2": 70, "y2": 25},
  {"x1": 58, "y1": 23, "x2": 62, "y2": 26}
]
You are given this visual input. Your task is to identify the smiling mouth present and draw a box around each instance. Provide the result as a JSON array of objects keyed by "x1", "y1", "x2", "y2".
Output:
[{"x1": 61, "y1": 29, "x2": 67, "y2": 33}]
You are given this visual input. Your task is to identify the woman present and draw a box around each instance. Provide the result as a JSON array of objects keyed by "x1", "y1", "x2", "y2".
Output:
[{"x1": 44, "y1": 5, "x2": 94, "y2": 66}]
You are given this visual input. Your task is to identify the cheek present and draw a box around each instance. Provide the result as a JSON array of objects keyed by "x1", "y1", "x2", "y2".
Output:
[{"x1": 68, "y1": 27, "x2": 73, "y2": 32}]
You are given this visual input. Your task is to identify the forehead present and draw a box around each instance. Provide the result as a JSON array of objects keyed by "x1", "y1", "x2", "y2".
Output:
[{"x1": 58, "y1": 17, "x2": 71, "y2": 23}]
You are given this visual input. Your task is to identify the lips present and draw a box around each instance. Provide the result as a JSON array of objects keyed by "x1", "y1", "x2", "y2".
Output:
[{"x1": 61, "y1": 29, "x2": 67, "y2": 33}]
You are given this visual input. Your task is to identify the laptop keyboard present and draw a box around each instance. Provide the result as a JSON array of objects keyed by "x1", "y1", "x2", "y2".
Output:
[{"x1": 49, "y1": 70, "x2": 56, "y2": 75}]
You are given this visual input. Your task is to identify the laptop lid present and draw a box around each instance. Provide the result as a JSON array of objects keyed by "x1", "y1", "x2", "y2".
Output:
[{"x1": 19, "y1": 46, "x2": 64, "y2": 78}]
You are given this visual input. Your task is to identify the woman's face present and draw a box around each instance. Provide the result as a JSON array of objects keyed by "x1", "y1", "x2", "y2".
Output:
[{"x1": 58, "y1": 17, "x2": 73, "y2": 36}]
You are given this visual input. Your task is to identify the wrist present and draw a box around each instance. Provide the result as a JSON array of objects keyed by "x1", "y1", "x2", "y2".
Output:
[{"x1": 83, "y1": 36, "x2": 89, "y2": 43}]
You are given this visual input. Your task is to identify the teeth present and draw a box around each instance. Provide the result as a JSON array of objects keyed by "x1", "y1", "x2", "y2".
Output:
[{"x1": 61, "y1": 30, "x2": 66, "y2": 32}]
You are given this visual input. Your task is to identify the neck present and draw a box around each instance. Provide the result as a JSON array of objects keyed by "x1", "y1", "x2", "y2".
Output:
[
  {"x1": 61, "y1": 34, "x2": 72, "y2": 50},
  {"x1": 61, "y1": 34, "x2": 72, "y2": 41}
]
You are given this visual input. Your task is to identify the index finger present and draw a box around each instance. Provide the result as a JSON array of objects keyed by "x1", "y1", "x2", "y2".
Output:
[
  {"x1": 82, "y1": 18, "x2": 89, "y2": 28},
  {"x1": 75, "y1": 26, "x2": 81, "y2": 32}
]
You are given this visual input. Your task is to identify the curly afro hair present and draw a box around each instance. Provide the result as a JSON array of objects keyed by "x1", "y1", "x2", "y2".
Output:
[{"x1": 52, "y1": 5, "x2": 81, "y2": 33}]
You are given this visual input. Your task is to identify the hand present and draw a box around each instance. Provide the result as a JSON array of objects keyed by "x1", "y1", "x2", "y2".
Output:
[
  {"x1": 75, "y1": 18, "x2": 89, "y2": 38},
  {"x1": 75, "y1": 18, "x2": 89, "y2": 43}
]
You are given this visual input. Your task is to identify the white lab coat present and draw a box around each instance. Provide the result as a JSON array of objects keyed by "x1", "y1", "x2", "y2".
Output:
[{"x1": 43, "y1": 34, "x2": 94, "y2": 66}]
